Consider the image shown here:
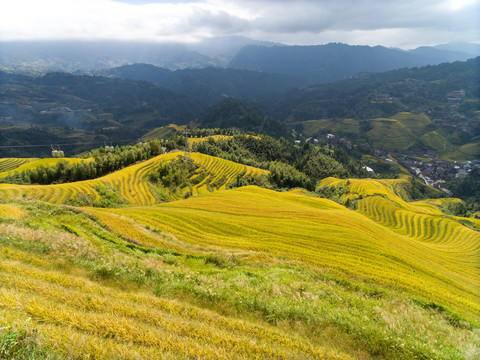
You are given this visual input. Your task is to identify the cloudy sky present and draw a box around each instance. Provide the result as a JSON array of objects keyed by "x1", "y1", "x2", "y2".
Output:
[{"x1": 1, "y1": 0, "x2": 479, "y2": 49}]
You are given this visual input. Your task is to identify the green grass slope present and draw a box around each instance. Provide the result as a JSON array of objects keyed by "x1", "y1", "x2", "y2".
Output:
[{"x1": 293, "y1": 112, "x2": 478, "y2": 160}]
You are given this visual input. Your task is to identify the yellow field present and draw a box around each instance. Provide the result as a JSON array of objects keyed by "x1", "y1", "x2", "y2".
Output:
[
  {"x1": 1, "y1": 153, "x2": 479, "y2": 358},
  {"x1": 0, "y1": 157, "x2": 94, "y2": 178},
  {"x1": 0, "y1": 157, "x2": 38, "y2": 173},
  {"x1": 0, "y1": 204, "x2": 24, "y2": 218},
  {"x1": 92, "y1": 185, "x2": 480, "y2": 320},
  {"x1": 188, "y1": 135, "x2": 231, "y2": 146},
  {"x1": 0, "y1": 152, "x2": 268, "y2": 205},
  {"x1": 188, "y1": 135, "x2": 261, "y2": 148},
  {"x1": 141, "y1": 124, "x2": 186, "y2": 141},
  {"x1": 0, "y1": 230, "x2": 346, "y2": 360}
]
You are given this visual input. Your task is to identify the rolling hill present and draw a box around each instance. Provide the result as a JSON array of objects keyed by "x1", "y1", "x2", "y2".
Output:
[
  {"x1": 0, "y1": 149, "x2": 479, "y2": 359},
  {"x1": 0, "y1": 157, "x2": 94, "y2": 179},
  {"x1": 91, "y1": 184, "x2": 479, "y2": 319},
  {"x1": 0, "y1": 70, "x2": 201, "y2": 157},
  {"x1": 105, "y1": 64, "x2": 305, "y2": 107},
  {"x1": 0, "y1": 152, "x2": 268, "y2": 206}
]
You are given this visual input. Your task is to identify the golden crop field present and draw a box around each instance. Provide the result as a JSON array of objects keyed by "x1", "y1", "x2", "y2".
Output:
[
  {"x1": 1, "y1": 153, "x2": 479, "y2": 359},
  {"x1": 0, "y1": 152, "x2": 268, "y2": 205},
  {"x1": 188, "y1": 134, "x2": 261, "y2": 148},
  {"x1": 93, "y1": 185, "x2": 480, "y2": 320},
  {"x1": 141, "y1": 124, "x2": 187, "y2": 141},
  {"x1": 0, "y1": 157, "x2": 37, "y2": 173},
  {"x1": 0, "y1": 205, "x2": 349, "y2": 360},
  {"x1": 188, "y1": 134, "x2": 231, "y2": 146},
  {"x1": 0, "y1": 204, "x2": 24, "y2": 218},
  {"x1": 0, "y1": 157, "x2": 94, "y2": 179}
]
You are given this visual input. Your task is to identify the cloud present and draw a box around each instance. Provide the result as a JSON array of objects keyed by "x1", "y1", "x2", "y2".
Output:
[
  {"x1": 0, "y1": 0, "x2": 478, "y2": 47},
  {"x1": 187, "y1": 8, "x2": 250, "y2": 34}
]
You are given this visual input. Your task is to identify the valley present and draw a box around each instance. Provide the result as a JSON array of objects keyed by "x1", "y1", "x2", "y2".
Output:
[{"x1": 0, "y1": 37, "x2": 479, "y2": 360}]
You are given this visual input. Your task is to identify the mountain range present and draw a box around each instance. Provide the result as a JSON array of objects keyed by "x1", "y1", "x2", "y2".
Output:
[{"x1": 1, "y1": 38, "x2": 479, "y2": 85}]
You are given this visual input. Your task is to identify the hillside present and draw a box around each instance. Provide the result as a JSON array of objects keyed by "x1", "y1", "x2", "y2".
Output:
[
  {"x1": 0, "y1": 159, "x2": 478, "y2": 358},
  {"x1": 105, "y1": 64, "x2": 305, "y2": 106},
  {"x1": 194, "y1": 98, "x2": 288, "y2": 137},
  {"x1": 228, "y1": 43, "x2": 479, "y2": 85},
  {"x1": 0, "y1": 157, "x2": 94, "y2": 179},
  {"x1": 0, "y1": 158, "x2": 38, "y2": 173},
  {"x1": 2, "y1": 57, "x2": 479, "y2": 161},
  {"x1": 273, "y1": 58, "x2": 480, "y2": 160},
  {"x1": 93, "y1": 185, "x2": 479, "y2": 318},
  {"x1": 0, "y1": 71, "x2": 200, "y2": 157},
  {"x1": 0, "y1": 152, "x2": 268, "y2": 206}
]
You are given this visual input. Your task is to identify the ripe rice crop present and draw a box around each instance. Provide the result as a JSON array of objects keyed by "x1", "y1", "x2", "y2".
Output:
[
  {"x1": 0, "y1": 204, "x2": 24, "y2": 218},
  {"x1": 98, "y1": 186, "x2": 480, "y2": 320},
  {"x1": 0, "y1": 157, "x2": 94, "y2": 179},
  {"x1": 1, "y1": 185, "x2": 479, "y2": 359},
  {"x1": 0, "y1": 152, "x2": 268, "y2": 205},
  {"x1": 0, "y1": 158, "x2": 37, "y2": 173},
  {"x1": 0, "y1": 242, "x2": 349, "y2": 359},
  {"x1": 188, "y1": 135, "x2": 261, "y2": 148},
  {"x1": 188, "y1": 135, "x2": 231, "y2": 146}
]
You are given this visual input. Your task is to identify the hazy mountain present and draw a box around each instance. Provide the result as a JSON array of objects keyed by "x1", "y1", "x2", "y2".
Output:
[
  {"x1": 187, "y1": 36, "x2": 281, "y2": 66},
  {"x1": 0, "y1": 37, "x2": 280, "y2": 72},
  {"x1": 406, "y1": 46, "x2": 474, "y2": 63},
  {"x1": 433, "y1": 42, "x2": 480, "y2": 57},
  {"x1": 0, "y1": 41, "x2": 219, "y2": 72},
  {"x1": 105, "y1": 64, "x2": 305, "y2": 106},
  {"x1": 228, "y1": 42, "x2": 480, "y2": 85},
  {"x1": 2, "y1": 39, "x2": 478, "y2": 84}
]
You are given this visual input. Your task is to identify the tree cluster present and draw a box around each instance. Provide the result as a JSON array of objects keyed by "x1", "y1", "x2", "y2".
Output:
[
  {"x1": 192, "y1": 135, "x2": 368, "y2": 190},
  {"x1": 2, "y1": 140, "x2": 164, "y2": 185}
]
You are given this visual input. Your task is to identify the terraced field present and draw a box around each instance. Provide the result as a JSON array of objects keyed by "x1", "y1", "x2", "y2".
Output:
[
  {"x1": 0, "y1": 157, "x2": 37, "y2": 173},
  {"x1": 141, "y1": 124, "x2": 186, "y2": 141},
  {"x1": 367, "y1": 118, "x2": 416, "y2": 149},
  {"x1": 447, "y1": 141, "x2": 480, "y2": 161},
  {"x1": 293, "y1": 118, "x2": 361, "y2": 135},
  {"x1": 292, "y1": 112, "x2": 478, "y2": 160},
  {"x1": 1, "y1": 156, "x2": 479, "y2": 359},
  {"x1": 93, "y1": 186, "x2": 480, "y2": 320},
  {"x1": 317, "y1": 178, "x2": 479, "y2": 311},
  {"x1": 188, "y1": 152, "x2": 266, "y2": 195},
  {"x1": 0, "y1": 157, "x2": 94, "y2": 179},
  {"x1": 188, "y1": 135, "x2": 261, "y2": 148},
  {"x1": 0, "y1": 152, "x2": 268, "y2": 205},
  {"x1": 188, "y1": 135, "x2": 231, "y2": 147},
  {"x1": 0, "y1": 202, "x2": 350, "y2": 360}
]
